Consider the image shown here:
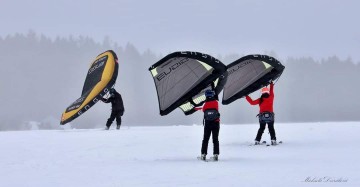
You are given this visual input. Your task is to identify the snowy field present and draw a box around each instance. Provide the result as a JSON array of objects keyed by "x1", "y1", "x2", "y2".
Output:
[{"x1": 0, "y1": 122, "x2": 359, "y2": 187}]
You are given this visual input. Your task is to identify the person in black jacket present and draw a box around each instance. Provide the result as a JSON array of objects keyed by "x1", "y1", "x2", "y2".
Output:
[{"x1": 101, "y1": 88, "x2": 124, "y2": 130}]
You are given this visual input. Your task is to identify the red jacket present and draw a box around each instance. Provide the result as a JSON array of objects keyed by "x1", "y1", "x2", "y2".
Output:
[
  {"x1": 246, "y1": 83, "x2": 274, "y2": 113},
  {"x1": 195, "y1": 99, "x2": 220, "y2": 122}
]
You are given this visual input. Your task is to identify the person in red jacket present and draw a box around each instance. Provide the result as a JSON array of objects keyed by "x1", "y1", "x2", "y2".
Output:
[
  {"x1": 246, "y1": 82, "x2": 277, "y2": 145},
  {"x1": 195, "y1": 89, "x2": 220, "y2": 161}
]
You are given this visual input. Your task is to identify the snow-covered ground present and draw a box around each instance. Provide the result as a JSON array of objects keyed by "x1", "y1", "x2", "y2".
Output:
[{"x1": 0, "y1": 122, "x2": 359, "y2": 187}]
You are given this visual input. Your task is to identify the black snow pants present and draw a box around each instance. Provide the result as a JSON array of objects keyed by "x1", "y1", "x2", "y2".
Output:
[
  {"x1": 201, "y1": 120, "x2": 220, "y2": 155},
  {"x1": 106, "y1": 110, "x2": 122, "y2": 128},
  {"x1": 255, "y1": 121, "x2": 276, "y2": 141}
]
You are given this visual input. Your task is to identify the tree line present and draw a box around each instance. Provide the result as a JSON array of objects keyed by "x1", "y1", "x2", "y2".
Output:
[{"x1": 0, "y1": 32, "x2": 359, "y2": 130}]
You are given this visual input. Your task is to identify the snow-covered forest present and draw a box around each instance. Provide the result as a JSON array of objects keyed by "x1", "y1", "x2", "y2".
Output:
[{"x1": 0, "y1": 33, "x2": 359, "y2": 130}]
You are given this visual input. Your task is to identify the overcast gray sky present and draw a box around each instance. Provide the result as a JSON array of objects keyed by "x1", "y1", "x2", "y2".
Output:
[{"x1": 1, "y1": 0, "x2": 359, "y2": 61}]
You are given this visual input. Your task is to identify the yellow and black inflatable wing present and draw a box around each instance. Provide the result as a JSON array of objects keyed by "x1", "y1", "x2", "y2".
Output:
[{"x1": 60, "y1": 50, "x2": 118, "y2": 125}]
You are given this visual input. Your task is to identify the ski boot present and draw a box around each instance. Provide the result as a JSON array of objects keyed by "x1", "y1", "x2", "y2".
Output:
[
  {"x1": 212, "y1": 154, "x2": 219, "y2": 161},
  {"x1": 116, "y1": 125, "x2": 120, "y2": 130},
  {"x1": 271, "y1": 140, "x2": 277, "y2": 145},
  {"x1": 200, "y1": 154, "x2": 206, "y2": 161},
  {"x1": 254, "y1": 140, "x2": 260, "y2": 145},
  {"x1": 105, "y1": 126, "x2": 110, "y2": 130}
]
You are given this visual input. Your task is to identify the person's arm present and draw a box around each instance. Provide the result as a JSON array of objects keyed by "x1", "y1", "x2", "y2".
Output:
[
  {"x1": 195, "y1": 101, "x2": 208, "y2": 111},
  {"x1": 245, "y1": 95, "x2": 260, "y2": 105},
  {"x1": 102, "y1": 96, "x2": 113, "y2": 103},
  {"x1": 101, "y1": 97, "x2": 108, "y2": 102},
  {"x1": 270, "y1": 82, "x2": 274, "y2": 96},
  {"x1": 119, "y1": 94, "x2": 125, "y2": 111},
  {"x1": 194, "y1": 107, "x2": 203, "y2": 111}
]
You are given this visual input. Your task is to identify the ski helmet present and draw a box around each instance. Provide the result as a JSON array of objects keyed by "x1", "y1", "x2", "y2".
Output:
[
  {"x1": 205, "y1": 90, "x2": 215, "y2": 98},
  {"x1": 261, "y1": 87, "x2": 270, "y2": 95}
]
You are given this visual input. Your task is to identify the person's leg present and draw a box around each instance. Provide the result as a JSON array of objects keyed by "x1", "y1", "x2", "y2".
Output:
[
  {"x1": 211, "y1": 122, "x2": 220, "y2": 155},
  {"x1": 201, "y1": 123, "x2": 212, "y2": 155},
  {"x1": 115, "y1": 112, "x2": 122, "y2": 129},
  {"x1": 255, "y1": 122, "x2": 266, "y2": 141},
  {"x1": 106, "y1": 111, "x2": 116, "y2": 129},
  {"x1": 268, "y1": 121, "x2": 276, "y2": 140}
]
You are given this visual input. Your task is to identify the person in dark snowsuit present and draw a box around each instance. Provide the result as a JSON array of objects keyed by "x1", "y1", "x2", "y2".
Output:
[
  {"x1": 101, "y1": 88, "x2": 124, "y2": 130},
  {"x1": 195, "y1": 89, "x2": 220, "y2": 161},
  {"x1": 246, "y1": 82, "x2": 277, "y2": 145}
]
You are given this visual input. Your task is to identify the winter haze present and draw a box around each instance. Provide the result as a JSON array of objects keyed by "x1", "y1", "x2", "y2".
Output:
[{"x1": 0, "y1": 0, "x2": 359, "y2": 130}]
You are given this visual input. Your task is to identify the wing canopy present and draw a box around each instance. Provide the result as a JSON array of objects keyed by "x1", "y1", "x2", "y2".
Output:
[
  {"x1": 222, "y1": 55, "x2": 284, "y2": 105},
  {"x1": 149, "y1": 51, "x2": 227, "y2": 116},
  {"x1": 60, "y1": 50, "x2": 118, "y2": 125}
]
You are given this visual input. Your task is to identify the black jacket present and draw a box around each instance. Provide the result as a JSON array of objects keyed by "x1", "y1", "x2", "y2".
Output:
[{"x1": 102, "y1": 91, "x2": 125, "y2": 113}]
